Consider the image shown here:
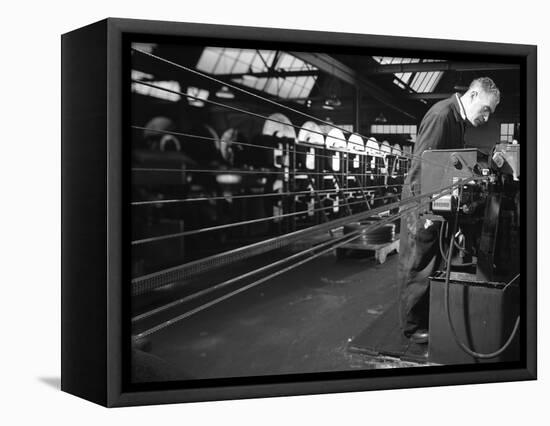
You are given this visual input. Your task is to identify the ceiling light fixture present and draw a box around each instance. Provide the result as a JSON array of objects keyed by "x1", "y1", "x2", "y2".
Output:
[
  {"x1": 375, "y1": 113, "x2": 388, "y2": 124},
  {"x1": 216, "y1": 85, "x2": 235, "y2": 99},
  {"x1": 322, "y1": 95, "x2": 342, "y2": 110}
]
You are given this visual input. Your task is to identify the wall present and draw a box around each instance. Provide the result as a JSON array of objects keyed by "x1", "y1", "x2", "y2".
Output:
[{"x1": 466, "y1": 112, "x2": 519, "y2": 153}]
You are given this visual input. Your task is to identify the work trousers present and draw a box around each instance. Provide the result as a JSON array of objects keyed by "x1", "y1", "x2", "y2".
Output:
[{"x1": 398, "y1": 200, "x2": 442, "y2": 337}]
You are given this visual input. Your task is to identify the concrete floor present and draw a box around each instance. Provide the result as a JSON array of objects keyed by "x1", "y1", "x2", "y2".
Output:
[{"x1": 132, "y1": 244, "x2": 424, "y2": 382}]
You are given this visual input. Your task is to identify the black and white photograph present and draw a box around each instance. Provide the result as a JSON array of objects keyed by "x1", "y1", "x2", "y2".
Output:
[
  {"x1": 129, "y1": 38, "x2": 524, "y2": 383},
  {"x1": 5, "y1": 0, "x2": 548, "y2": 422}
]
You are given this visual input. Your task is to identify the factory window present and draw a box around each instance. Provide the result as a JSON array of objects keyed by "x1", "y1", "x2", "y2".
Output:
[
  {"x1": 500, "y1": 123, "x2": 516, "y2": 142},
  {"x1": 196, "y1": 47, "x2": 318, "y2": 101},
  {"x1": 409, "y1": 71, "x2": 443, "y2": 93},
  {"x1": 131, "y1": 42, "x2": 157, "y2": 54},
  {"x1": 132, "y1": 69, "x2": 153, "y2": 80},
  {"x1": 372, "y1": 56, "x2": 444, "y2": 93},
  {"x1": 393, "y1": 78, "x2": 406, "y2": 89},
  {"x1": 131, "y1": 74, "x2": 182, "y2": 102},
  {"x1": 370, "y1": 124, "x2": 417, "y2": 137},
  {"x1": 131, "y1": 69, "x2": 183, "y2": 102},
  {"x1": 373, "y1": 56, "x2": 421, "y2": 65}
]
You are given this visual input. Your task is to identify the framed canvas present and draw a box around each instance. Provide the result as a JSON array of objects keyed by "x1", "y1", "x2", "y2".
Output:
[{"x1": 61, "y1": 17, "x2": 536, "y2": 407}]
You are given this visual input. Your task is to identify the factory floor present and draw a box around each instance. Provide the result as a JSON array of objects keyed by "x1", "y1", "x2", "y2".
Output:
[{"x1": 132, "y1": 243, "x2": 427, "y2": 383}]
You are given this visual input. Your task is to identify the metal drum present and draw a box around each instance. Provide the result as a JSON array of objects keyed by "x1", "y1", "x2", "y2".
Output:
[
  {"x1": 347, "y1": 134, "x2": 366, "y2": 209},
  {"x1": 380, "y1": 140, "x2": 392, "y2": 187},
  {"x1": 177, "y1": 123, "x2": 223, "y2": 168},
  {"x1": 296, "y1": 121, "x2": 325, "y2": 171},
  {"x1": 365, "y1": 137, "x2": 383, "y2": 186},
  {"x1": 294, "y1": 122, "x2": 324, "y2": 223},
  {"x1": 220, "y1": 128, "x2": 241, "y2": 166},
  {"x1": 390, "y1": 143, "x2": 406, "y2": 190},
  {"x1": 348, "y1": 134, "x2": 365, "y2": 172},
  {"x1": 142, "y1": 116, "x2": 181, "y2": 152},
  {"x1": 343, "y1": 220, "x2": 396, "y2": 245},
  {"x1": 325, "y1": 128, "x2": 347, "y2": 173},
  {"x1": 323, "y1": 128, "x2": 348, "y2": 215},
  {"x1": 262, "y1": 113, "x2": 295, "y2": 169},
  {"x1": 391, "y1": 144, "x2": 402, "y2": 173}
]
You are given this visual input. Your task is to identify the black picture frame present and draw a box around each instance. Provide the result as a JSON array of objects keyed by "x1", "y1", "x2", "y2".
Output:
[{"x1": 61, "y1": 17, "x2": 537, "y2": 407}]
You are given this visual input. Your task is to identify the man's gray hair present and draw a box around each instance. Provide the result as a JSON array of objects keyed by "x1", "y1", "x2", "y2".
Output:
[{"x1": 469, "y1": 77, "x2": 501, "y2": 103}]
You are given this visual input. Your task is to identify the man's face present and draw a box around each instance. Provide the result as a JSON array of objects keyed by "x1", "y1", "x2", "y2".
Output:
[{"x1": 466, "y1": 90, "x2": 499, "y2": 127}]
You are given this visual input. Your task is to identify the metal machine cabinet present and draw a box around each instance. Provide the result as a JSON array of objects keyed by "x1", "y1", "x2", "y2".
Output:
[
  {"x1": 421, "y1": 148, "x2": 489, "y2": 196},
  {"x1": 429, "y1": 272, "x2": 520, "y2": 364}
]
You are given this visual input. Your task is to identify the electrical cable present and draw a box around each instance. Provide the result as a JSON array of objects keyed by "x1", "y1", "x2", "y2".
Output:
[
  {"x1": 439, "y1": 221, "x2": 470, "y2": 267},
  {"x1": 132, "y1": 166, "x2": 406, "y2": 178},
  {"x1": 132, "y1": 177, "x2": 450, "y2": 246},
  {"x1": 132, "y1": 48, "x2": 444, "y2": 170},
  {"x1": 133, "y1": 198, "x2": 428, "y2": 339},
  {"x1": 131, "y1": 192, "x2": 399, "y2": 245},
  {"x1": 131, "y1": 183, "x2": 405, "y2": 206},
  {"x1": 132, "y1": 178, "x2": 471, "y2": 297},
  {"x1": 132, "y1": 207, "x2": 408, "y2": 323},
  {"x1": 131, "y1": 78, "x2": 455, "y2": 174},
  {"x1": 443, "y1": 187, "x2": 520, "y2": 359},
  {"x1": 132, "y1": 125, "x2": 367, "y2": 164}
]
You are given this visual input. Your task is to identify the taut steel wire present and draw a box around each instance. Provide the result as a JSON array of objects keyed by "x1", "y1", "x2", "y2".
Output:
[{"x1": 131, "y1": 48, "x2": 453, "y2": 173}]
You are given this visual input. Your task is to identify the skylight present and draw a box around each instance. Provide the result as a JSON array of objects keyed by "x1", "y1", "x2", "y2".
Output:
[
  {"x1": 131, "y1": 77, "x2": 181, "y2": 102},
  {"x1": 131, "y1": 68, "x2": 181, "y2": 102},
  {"x1": 196, "y1": 47, "x2": 318, "y2": 101},
  {"x1": 372, "y1": 56, "x2": 444, "y2": 93}
]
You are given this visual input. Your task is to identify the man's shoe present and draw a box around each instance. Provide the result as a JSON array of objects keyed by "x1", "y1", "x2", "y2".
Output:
[{"x1": 410, "y1": 329, "x2": 429, "y2": 344}]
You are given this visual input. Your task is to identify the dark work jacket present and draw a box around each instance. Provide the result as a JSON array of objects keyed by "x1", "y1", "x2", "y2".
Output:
[
  {"x1": 404, "y1": 94, "x2": 467, "y2": 198},
  {"x1": 398, "y1": 95, "x2": 467, "y2": 332}
]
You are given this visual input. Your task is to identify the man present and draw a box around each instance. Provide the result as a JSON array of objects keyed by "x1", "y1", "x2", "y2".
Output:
[{"x1": 398, "y1": 77, "x2": 501, "y2": 344}]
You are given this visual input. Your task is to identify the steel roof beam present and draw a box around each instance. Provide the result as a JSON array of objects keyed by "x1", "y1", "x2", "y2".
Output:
[
  {"x1": 289, "y1": 51, "x2": 417, "y2": 119},
  {"x1": 208, "y1": 69, "x2": 319, "y2": 79},
  {"x1": 406, "y1": 92, "x2": 520, "y2": 100},
  {"x1": 368, "y1": 62, "x2": 520, "y2": 74}
]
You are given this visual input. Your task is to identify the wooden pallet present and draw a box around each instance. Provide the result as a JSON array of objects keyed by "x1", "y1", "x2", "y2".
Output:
[{"x1": 336, "y1": 238, "x2": 400, "y2": 264}]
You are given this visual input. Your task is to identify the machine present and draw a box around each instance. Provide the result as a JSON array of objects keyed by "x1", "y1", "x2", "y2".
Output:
[{"x1": 420, "y1": 145, "x2": 521, "y2": 364}]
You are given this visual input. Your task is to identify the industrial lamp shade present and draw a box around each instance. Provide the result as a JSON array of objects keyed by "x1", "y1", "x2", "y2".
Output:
[{"x1": 216, "y1": 85, "x2": 235, "y2": 99}]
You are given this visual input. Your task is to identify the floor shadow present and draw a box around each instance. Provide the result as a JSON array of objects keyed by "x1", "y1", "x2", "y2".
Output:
[{"x1": 38, "y1": 377, "x2": 61, "y2": 390}]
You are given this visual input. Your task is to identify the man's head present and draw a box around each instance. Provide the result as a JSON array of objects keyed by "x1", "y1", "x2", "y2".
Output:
[{"x1": 460, "y1": 77, "x2": 500, "y2": 127}]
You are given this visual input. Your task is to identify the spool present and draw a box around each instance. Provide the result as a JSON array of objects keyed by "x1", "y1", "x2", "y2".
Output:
[
  {"x1": 262, "y1": 113, "x2": 296, "y2": 168},
  {"x1": 365, "y1": 137, "x2": 382, "y2": 184},
  {"x1": 392, "y1": 143, "x2": 402, "y2": 156},
  {"x1": 220, "y1": 128, "x2": 241, "y2": 165},
  {"x1": 297, "y1": 121, "x2": 324, "y2": 170},
  {"x1": 380, "y1": 141, "x2": 392, "y2": 186},
  {"x1": 380, "y1": 140, "x2": 392, "y2": 160},
  {"x1": 348, "y1": 134, "x2": 365, "y2": 170},
  {"x1": 143, "y1": 116, "x2": 175, "y2": 148},
  {"x1": 326, "y1": 128, "x2": 347, "y2": 172},
  {"x1": 178, "y1": 123, "x2": 223, "y2": 167},
  {"x1": 343, "y1": 220, "x2": 396, "y2": 245}
]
